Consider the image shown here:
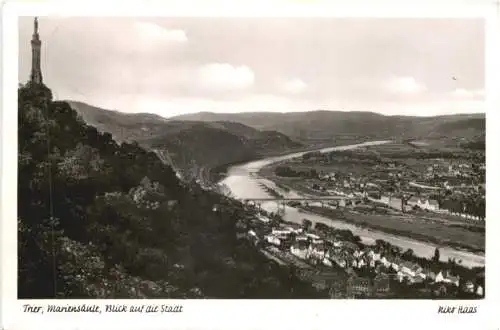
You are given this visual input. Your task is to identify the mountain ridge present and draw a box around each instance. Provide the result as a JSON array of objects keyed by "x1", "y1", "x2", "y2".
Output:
[
  {"x1": 67, "y1": 101, "x2": 304, "y2": 182},
  {"x1": 169, "y1": 110, "x2": 485, "y2": 144}
]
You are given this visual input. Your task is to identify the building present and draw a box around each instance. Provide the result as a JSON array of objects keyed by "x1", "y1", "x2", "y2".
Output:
[
  {"x1": 347, "y1": 275, "x2": 371, "y2": 298},
  {"x1": 420, "y1": 199, "x2": 439, "y2": 211},
  {"x1": 264, "y1": 234, "x2": 281, "y2": 247},
  {"x1": 380, "y1": 195, "x2": 404, "y2": 211},
  {"x1": 407, "y1": 196, "x2": 420, "y2": 208},
  {"x1": 407, "y1": 197, "x2": 439, "y2": 211},
  {"x1": 373, "y1": 273, "x2": 391, "y2": 295},
  {"x1": 476, "y1": 285, "x2": 484, "y2": 297},
  {"x1": 29, "y1": 17, "x2": 43, "y2": 86},
  {"x1": 329, "y1": 278, "x2": 347, "y2": 298},
  {"x1": 290, "y1": 241, "x2": 309, "y2": 259},
  {"x1": 400, "y1": 261, "x2": 423, "y2": 278},
  {"x1": 435, "y1": 271, "x2": 459, "y2": 287},
  {"x1": 310, "y1": 272, "x2": 344, "y2": 292},
  {"x1": 464, "y1": 280, "x2": 475, "y2": 293},
  {"x1": 435, "y1": 271, "x2": 445, "y2": 283},
  {"x1": 307, "y1": 241, "x2": 326, "y2": 262},
  {"x1": 387, "y1": 256, "x2": 402, "y2": 272}
]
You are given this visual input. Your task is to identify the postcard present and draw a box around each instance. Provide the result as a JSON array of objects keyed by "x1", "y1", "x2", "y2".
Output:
[{"x1": 1, "y1": 1, "x2": 499, "y2": 329}]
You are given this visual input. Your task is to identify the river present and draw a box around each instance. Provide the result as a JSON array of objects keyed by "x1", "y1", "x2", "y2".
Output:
[{"x1": 219, "y1": 140, "x2": 485, "y2": 268}]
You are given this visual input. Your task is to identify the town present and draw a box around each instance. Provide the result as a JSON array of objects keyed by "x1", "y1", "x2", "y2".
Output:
[
  {"x1": 236, "y1": 205, "x2": 485, "y2": 299},
  {"x1": 268, "y1": 142, "x2": 485, "y2": 221}
]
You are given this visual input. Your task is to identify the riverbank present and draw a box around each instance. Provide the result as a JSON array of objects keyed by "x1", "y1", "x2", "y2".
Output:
[
  {"x1": 258, "y1": 170, "x2": 484, "y2": 256},
  {"x1": 220, "y1": 140, "x2": 484, "y2": 268},
  {"x1": 209, "y1": 139, "x2": 377, "y2": 183},
  {"x1": 299, "y1": 206, "x2": 484, "y2": 255}
]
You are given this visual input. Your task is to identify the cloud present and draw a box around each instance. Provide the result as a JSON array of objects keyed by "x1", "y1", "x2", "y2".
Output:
[
  {"x1": 452, "y1": 88, "x2": 485, "y2": 99},
  {"x1": 198, "y1": 63, "x2": 255, "y2": 91},
  {"x1": 281, "y1": 78, "x2": 307, "y2": 94},
  {"x1": 133, "y1": 22, "x2": 188, "y2": 43},
  {"x1": 384, "y1": 76, "x2": 427, "y2": 94}
]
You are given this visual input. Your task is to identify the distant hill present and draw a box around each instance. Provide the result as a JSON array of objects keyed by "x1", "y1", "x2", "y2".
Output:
[
  {"x1": 170, "y1": 111, "x2": 486, "y2": 145},
  {"x1": 67, "y1": 101, "x2": 303, "y2": 181}
]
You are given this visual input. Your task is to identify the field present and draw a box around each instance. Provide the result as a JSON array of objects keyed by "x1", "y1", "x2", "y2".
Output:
[{"x1": 302, "y1": 206, "x2": 484, "y2": 253}]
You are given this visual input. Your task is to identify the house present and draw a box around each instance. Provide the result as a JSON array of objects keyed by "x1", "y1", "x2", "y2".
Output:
[
  {"x1": 306, "y1": 233, "x2": 321, "y2": 240},
  {"x1": 421, "y1": 199, "x2": 439, "y2": 211},
  {"x1": 476, "y1": 285, "x2": 484, "y2": 297},
  {"x1": 347, "y1": 275, "x2": 372, "y2": 297},
  {"x1": 435, "y1": 271, "x2": 445, "y2": 283},
  {"x1": 371, "y1": 251, "x2": 382, "y2": 262},
  {"x1": 388, "y1": 256, "x2": 402, "y2": 271},
  {"x1": 264, "y1": 235, "x2": 281, "y2": 247},
  {"x1": 337, "y1": 258, "x2": 348, "y2": 268},
  {"x1": 380, "y1": 195, "x2": 391, "y2": 204},
  {"x1": 257, "y1": 214, "x2": 270, "y2": 223},
  {"x1": 416, "y1": 272, "x2": 427, "y2": 281},
  {"x1": 380, "y1": 256, "x2": 392, "y2": 268},
  {"x1": 322, "y1": 258, "x2": 334, "y2": 267},
  {"x1": 407, "y1": 196, "x2": 420, "y2": 208},
  {"x1": 396, "y1": 271, "x2": 405, "y2": 282},
  {"x1": 290, "y1": 241, "x2": 309, "y2": 259},
  {"x1": 464, "y1": 280, "x2": 475, "y2": 293},
  {"x1": 272, "y1": 228, "x2": 292, "y2": 236},
  {"x1": 400, "y1": 261, "x2": 423, "y2": 277},
  {"x1": 435, "y1": 271, "x2": 459, "y2": 287},
  {"x1": 445, "y1": 275, "x2": 460, "y2": 287},
  {"x1": 311, "y1": 272, "x2": 343, "y2": 291},
  {"x1": 329, "y1": 278, "x2": 348, "y2": 298},
  {"x1": 308, "y1": 242, "x2": 326, "y2": 260},
  {"x1": 373, "y1": 273, "x2": 391, "y2": 294},
  {"x1": 410, "y1": 275, "x2": 425, "y2": 285},
  {"x1": 285, "y1": 225, "x2": 303, "y2": 234}
]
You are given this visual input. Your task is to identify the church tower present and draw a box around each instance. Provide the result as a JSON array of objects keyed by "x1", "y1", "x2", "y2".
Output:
[{"x1": 29, "y1": 17, "x2": 43, "y2": 85}]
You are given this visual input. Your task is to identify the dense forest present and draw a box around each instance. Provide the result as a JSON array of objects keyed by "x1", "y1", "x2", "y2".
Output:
[{"x1": 17, "y1": 84, "x2": 321, "y2": 299}]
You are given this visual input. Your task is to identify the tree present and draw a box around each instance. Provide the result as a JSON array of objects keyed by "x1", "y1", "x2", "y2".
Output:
[
  {"x1": 433, "y1": 248, "x2": 440, "y2": 264},
  {"x1": 302, "y1": 219, "x2": 313, "y2": 231},
  {"x1": 18, "y1": 83, "x2": 325, "y2": 300},
  {"x1": 402, "y1": 248, "x2": 414, "y2": 260}
]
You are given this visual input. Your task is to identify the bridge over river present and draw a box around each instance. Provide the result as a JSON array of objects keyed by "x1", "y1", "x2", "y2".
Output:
[{"x1": 242, "y1": 196, "x2": 357, "y2": 214}]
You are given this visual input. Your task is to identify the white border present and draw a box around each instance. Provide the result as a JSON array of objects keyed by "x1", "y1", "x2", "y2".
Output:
[{"x1": 2, "y1": 1, "x2": 499, "y2": 329}]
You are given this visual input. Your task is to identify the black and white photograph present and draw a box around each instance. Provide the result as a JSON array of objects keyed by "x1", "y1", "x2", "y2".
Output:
[{"x1": 14, "y1": 14, "x2": 489, "y2": 302}]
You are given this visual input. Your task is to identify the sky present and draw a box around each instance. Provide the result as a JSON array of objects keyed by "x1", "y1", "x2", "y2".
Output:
[{"x1": 18, "y1": 17, "x2": 485, "y2": 117}]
